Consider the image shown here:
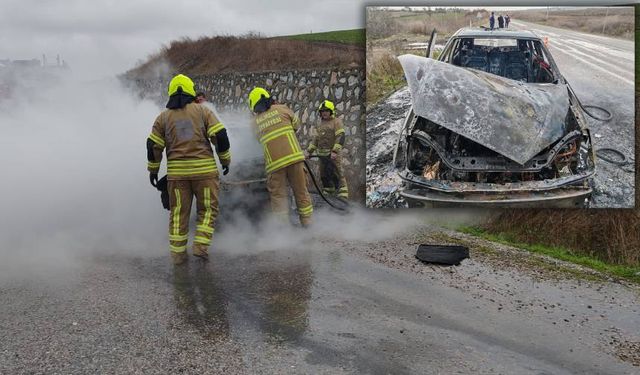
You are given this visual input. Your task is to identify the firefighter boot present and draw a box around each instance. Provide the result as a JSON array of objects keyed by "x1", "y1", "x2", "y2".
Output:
[
  {"x1": 192, "y1": 244, "x2": 209, "y2": 261},
  {"x1": 171, "y1": 251, "x2": 188, "y2": 265}
]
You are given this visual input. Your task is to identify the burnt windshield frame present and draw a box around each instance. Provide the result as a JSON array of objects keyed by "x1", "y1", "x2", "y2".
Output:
[{"x1": 443, "y1": 35, "x2": 563, "y2": 84}]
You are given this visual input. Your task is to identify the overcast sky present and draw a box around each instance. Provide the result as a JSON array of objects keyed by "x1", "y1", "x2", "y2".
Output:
[{"x1": 0, "y1": 0, "x2": 630, "y2": 79}]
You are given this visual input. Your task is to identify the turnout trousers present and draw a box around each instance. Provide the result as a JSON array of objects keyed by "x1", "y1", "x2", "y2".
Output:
[
  {"x1": 168, "y1": 175, "x2": 220, "y2": 257},
  {"x1": 319, "y1": 155, "x2": 349, "y2": 199},
  {"x1": 266, "y1": 161, "x2": 313, "y2": 226}
]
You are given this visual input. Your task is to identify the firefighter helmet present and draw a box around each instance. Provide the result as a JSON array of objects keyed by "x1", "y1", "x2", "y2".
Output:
[
  {"x1": 318, "y1": 100, "x2": 335, "y2": 115},
  {"x1": 248, "y1": 87, "x2": 271, "y2": 112},
  {"x1": 167, "y1": 74, "x2": 196, "y2": 97}
]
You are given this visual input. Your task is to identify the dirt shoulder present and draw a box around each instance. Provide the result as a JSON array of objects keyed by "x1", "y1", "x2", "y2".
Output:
[{"x1": 337, "y1": 222, "x2": 640, "y2": 369}]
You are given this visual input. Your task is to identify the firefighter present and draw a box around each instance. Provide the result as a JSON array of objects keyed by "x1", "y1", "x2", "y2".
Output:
[
  {"x1": 305, "y1": 100, "x2": 349, "y2": 199},
  {"x1": 147, "y1": 74, "x2": 231, "y2": 265},
  {"x1": 247, "y1": 87, "x2": 313, "y2": 227},
  {"x1": 195, "y1": 91, "x2": 206, "y2": 104}
]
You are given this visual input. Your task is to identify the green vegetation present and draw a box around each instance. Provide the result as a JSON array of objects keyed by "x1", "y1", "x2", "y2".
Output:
[
  {"x1": 281, "y1": 29, "x2": 365, "y2": 45},
  {"x1": 366, "y1": 53, "x2": 406, "y2": 107},
  {"x1": 460, "y1": 226, "x2": 640, "y2": 284}
]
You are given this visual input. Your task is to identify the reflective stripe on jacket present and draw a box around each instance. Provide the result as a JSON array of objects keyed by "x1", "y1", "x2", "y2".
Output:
[
  {"x1": 147, "y1": 103, "x2": 230, "y2": 180},
  {"x1": 254, "y1": 104, "x2": 304, "y2": 174},
  {"x1": 306, "y1": 117, "x2": 346, "y2": 156}
]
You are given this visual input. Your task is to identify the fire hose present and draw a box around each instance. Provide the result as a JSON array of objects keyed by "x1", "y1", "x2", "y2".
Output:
[
  {"x1": 566, "y1": 82, "x2": 634, "y2": 170},
  {"x1": 567, "y1": 83, "x2": 612, "y2": 122}
]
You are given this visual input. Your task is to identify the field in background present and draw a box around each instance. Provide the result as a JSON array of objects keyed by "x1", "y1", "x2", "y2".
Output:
[
  {"x1": 366, "y1": 7, "x2": 488, "y2": 107},
  {"x1": 279, "y1": 29, "x2": 365, "y2": 45},
  {"x1": 511, "y1": 7, "x2": 634, "y2": 39}
]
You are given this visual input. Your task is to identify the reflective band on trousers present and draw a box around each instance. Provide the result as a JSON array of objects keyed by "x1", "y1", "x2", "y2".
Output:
[
  {"x1": 169, "y1": 233, "x2": 188, "y2": 241},
  {"x1": 196, "y1": 225, "x2": 214, "y2": 234},
  {"x1": 172, "y1": 188, "x2": 181, "y2": 236},
  {"x1": 194, "y1": 236, "x2": 211, "y2": 245},
  {"x1": 298, "y1": 204, "x2": 313, "y2": 217},
  {"x1": 203, "y1": 187, "x2": 212, "y2": 229},
  {"x1": 170, "y1": 244, "x2": 186, "y2": 253},
  {"x1": 167, "y1": 157, "x2": 217, "y2": 176}
]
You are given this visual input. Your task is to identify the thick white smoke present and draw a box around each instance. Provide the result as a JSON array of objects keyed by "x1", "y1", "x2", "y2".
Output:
[{"x1": 0, "y1": 69, "x2": 486, "y2": 282}]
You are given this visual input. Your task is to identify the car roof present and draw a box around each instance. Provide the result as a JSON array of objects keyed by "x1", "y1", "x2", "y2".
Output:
[{"x1": 453, "y1": 27, "x2": 540, "y2": 39}]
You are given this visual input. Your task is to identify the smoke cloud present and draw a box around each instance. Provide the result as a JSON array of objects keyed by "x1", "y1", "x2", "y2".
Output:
[{"x1": 0, "y1": 69, "x2": 487, "y2": 283}]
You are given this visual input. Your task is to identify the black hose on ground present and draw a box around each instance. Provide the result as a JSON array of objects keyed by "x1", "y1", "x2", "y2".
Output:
[
  {"x1": 596, "y1": 148, "x2": 628, "y2": 166},
  {"x1": 567, "y1": 83, "x2": 613, "y2": 121},
  {"x1": 581, "y1": 105, "x2": 613, "y2": 121},
  {"x1": 303, "y1": 158, "x2": 349, "y2": 212}
]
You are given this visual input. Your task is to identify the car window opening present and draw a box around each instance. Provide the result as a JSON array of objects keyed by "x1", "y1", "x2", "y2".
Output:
[{"x1": 446, "y1": 38, "x2": 555, "y2": 83}]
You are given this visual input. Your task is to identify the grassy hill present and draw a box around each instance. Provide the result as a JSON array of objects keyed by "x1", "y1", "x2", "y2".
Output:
[{"x1": 279, "y1": 29, "x2": 365, "y2": 45}]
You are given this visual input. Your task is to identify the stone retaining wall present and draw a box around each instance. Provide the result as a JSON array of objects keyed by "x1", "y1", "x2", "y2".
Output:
[{"x1": 130, "y1": 68, "x2": 366, "y2": 201}]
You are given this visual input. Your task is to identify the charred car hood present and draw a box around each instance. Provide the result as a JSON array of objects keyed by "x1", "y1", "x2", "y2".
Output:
[{"x1": 398, "y1": 54, "x2": 570, "y2": 165}]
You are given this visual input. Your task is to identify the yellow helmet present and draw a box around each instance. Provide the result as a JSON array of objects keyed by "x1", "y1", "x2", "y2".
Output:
[
  {"x1": 168, "y1": 74, "x2": 196, "y2": 97},
  {"x1": 248, "y1": 87, "x2": 271, "y2": 112},
  {"x1": 318, "y1": 100, "x2": 335, "y2": 115}
]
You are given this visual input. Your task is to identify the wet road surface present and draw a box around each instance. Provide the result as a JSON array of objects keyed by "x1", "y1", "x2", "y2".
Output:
[
  {"x1": 511, "y1": 20, "x2": 635, "y2": 208},
  {"x1": 2, "y1": 215, "x2": 639, "y2": 374}
]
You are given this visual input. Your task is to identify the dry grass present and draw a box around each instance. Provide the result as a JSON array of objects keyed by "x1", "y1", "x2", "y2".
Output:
[
  {"x1": 511, "y1": 7, "x2": 634, "y2": 39},
  {"x1": 366, "y1": 8, "x2": 488, "y2": 106},
  {"x1": 125, "y1": 35, "x2": 364, "y2": 79},
  {"x1": 366, "y1": 52, "x2": 405, "y2": 106},
  {"x1": 484, "y1": 210, "x2": 640, "y2": 266}
]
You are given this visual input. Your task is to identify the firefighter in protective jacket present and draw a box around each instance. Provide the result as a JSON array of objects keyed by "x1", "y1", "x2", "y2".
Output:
[
  {"x1": 147, "y1": 74, "x2": 231, "y2": 265},
  {"x1": 248, "y1": 87, "x2": 313, "y2": 226},
  {"x1": 305, "y1": 100, "x2": 349, "y2": 199}
]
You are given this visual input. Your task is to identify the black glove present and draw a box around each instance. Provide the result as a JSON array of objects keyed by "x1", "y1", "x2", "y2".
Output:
[
  {"x1": 149, "y1": 173, "x2": 158, "y2": 187},
  {"x1": 222, "y1": 165, "x2": 230, "y2": 175}
]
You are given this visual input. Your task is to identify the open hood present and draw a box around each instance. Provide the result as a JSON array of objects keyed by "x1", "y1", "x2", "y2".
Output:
[{"x1": 398, "y1": 54, "x2": 569, "y2": 165}]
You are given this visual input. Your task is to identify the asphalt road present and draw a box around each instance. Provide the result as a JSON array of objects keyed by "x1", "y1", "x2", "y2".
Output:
[
  {"x1": 511, "y1": 20, "x2": 635, "y2": 208},
  {"x1": 2, "y1": 212, "x2": 639, "y2": 374},
  {"x1": 367, "y1": 21, "x2": 635, "y2": 208}
]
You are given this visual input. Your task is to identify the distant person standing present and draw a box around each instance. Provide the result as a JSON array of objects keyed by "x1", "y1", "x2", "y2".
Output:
[
  {"x1": 505, "y1": 15, "x2": 511, "y2": 28},
  {"x1": 498, "y1": 15, "x2": 504, "y2": 29},
  {"x1": 195, "y1": 91, "x2": 206, "y2": 104},
  {"x1": 489, "y1": 12, "x2": 495, "y2": 30}
]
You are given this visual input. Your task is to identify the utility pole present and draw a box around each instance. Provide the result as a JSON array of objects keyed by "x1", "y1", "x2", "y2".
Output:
[{"x1": 602, "y1": 7, "x2": 609, "y2": 35}]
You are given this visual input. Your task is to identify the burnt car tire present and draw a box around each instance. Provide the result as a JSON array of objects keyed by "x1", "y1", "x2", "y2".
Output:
[{"x1": 416, "y1": 244, "x2": 469, "y2": 266}]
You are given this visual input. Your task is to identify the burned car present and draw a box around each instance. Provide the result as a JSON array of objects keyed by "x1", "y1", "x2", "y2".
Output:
[{"x1": 393, "y1": 28, "x2": 595, "y2": 207}]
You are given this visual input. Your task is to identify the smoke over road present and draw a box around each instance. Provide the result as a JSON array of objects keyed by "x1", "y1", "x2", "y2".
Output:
[{"x1": 0, "y1": 71, "x2": 485, "y2": 282}]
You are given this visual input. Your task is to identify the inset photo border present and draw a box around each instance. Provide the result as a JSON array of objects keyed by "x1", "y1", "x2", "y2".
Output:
[{"x1": 366, "y1": 6, "x2": 635, "y2": 208}]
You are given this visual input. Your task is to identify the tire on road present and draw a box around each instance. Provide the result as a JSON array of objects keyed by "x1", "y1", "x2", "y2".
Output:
[{"x1": 416, "y1": 244, "x2": 469, "y2": 266}]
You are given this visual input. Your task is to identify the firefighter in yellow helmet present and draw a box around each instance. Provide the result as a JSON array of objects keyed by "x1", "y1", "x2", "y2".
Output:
[
  {"x1": 147, "y1": 74, "x2": 231, "y2": 265},
  {"x1": 305, "y1": 100, "x2": 349, "y2": 199},
  {"x1": 248, "y1": 87, "x2": 313, "y2": 226}
]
